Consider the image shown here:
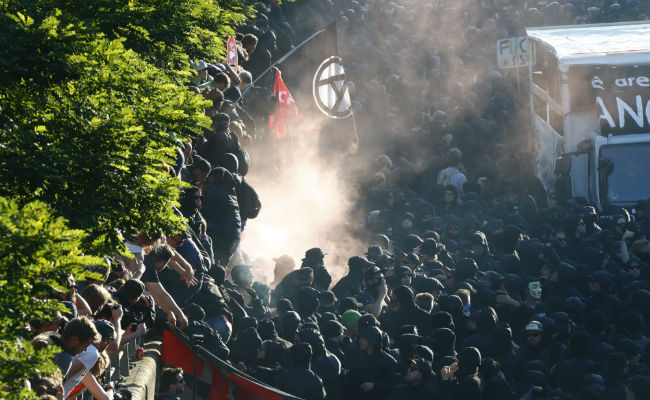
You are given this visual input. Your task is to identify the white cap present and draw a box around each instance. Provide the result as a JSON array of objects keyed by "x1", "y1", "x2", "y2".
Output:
[
  {"x1": 191, "y1": 60, "x2": 208, "y2": 71},
  {"x1": 525, "y1": 321, "x2": 543, "y2": 332}
]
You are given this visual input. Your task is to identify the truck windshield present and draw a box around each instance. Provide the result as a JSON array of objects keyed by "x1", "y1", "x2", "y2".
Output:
[{"x1": 598, "y1": 143, "x2": 650, "y2": 206}]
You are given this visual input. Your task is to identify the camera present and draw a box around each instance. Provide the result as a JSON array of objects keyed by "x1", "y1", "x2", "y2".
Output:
[
  {"x1": 113, "y1": 389, "x2": 132, "y2": 400},
  {"x1": 96, "y1": 303, "x2": 114, "y2": 320}
]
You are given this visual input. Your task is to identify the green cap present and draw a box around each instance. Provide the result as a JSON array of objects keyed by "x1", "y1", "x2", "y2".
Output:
[{"x1": 340, "y1": 310, "x2": 362, "y2": 329}]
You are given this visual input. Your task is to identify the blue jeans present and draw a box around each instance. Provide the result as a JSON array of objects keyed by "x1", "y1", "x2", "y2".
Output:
[{"x1": 205, "y1": 315, "x2": 232, "y2": 343}]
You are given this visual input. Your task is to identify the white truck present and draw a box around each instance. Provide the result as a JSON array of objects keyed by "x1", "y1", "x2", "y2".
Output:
[{"x1": 526, "y1": 22, "x2": 649, "y2": 212}]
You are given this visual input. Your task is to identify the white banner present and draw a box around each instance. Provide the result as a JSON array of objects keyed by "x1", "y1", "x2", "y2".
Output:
[{"x1": 497, "y1": 37, "x2": 534, "y2": 69}]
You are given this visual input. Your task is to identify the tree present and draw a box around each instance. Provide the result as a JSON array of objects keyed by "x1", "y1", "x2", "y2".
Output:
[
  {"x1": 0, "y1": 197, "x2": 102, "y2": 399},
  {"x1": 0, "y1": 0, "x2": 253, "y2": 394},
  {"x1": 0, "y1": 0, "x2": 254, "y2": 253},
  {"x1": 0, "y1": 35, "x2": 212, "y2": 253}
]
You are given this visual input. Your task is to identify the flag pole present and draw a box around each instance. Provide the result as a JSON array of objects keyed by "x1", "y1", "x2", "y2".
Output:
[{"x1": 241, "y1": 23, "x2": 332, "y2": 97}]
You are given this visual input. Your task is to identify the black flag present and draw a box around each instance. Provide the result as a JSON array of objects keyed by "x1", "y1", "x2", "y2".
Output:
[{"x1": 273, "y1": 22, "x2": 358, "y2": 151}]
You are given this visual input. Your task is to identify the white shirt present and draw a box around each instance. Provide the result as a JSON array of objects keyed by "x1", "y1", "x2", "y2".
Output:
[{"x1": 62, "y1": 344, "x2": 99, "y2": 398}]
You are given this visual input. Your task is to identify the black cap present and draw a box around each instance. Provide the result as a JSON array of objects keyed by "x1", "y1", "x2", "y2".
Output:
[
  {"x1": 364, "y1": 266, "x2": 384, "y2": 280},
  {"x1": 395, "y1": 265, "x2": 414, "y2": 278},
  {"x1": 420, "y1": 238, "x2": 438, "y2": 256},
  {"x1": 94, "y1": 320, "x2": 116, "y2": 341},
  {"x1": 405, "y1": 234, "x2": 424, "y2": 250},
  {"x1": 348, "y1": 256, "x2": 375, "y2": 273},
  {"x1": 319, "y1": 290, "x2": 337, "y2": 305},
  {"x1": 322, "y1": 320, "x2": 345, "y2": 339},
  {"x1": 579, "y1": 206, "x2": 597, "y2": 216}
]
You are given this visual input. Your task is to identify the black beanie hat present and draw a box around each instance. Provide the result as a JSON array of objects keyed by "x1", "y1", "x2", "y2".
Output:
[
  {"x1": 322, "y1": 320, "x2": 345, "y2": 339},
  {"x1": 357, "y1": 314, "x2": 380, "y2": 330},
  {"x1": 393, "y1": 285, "x2": 415, "y2": 306},
  {"x1": 455, "y1": 258, "x2": 479, "y2": 282},
  {"x1": 458, "y1": 346, "x2": 481, "y2": 375},
  {"x1": 119, "y1": 279, "x2": 145, "y2": 300},
  {"x1": 360, "y1": 326, "x2": 383, "y2": 350}
]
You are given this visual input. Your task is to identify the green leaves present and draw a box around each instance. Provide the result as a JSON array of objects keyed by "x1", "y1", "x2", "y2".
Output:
[
  {"x1": 0, "y1": 32, "x2": 211, "y2": 254},
  {"x1": 0, "y1": 198, "x2": 101, "y2": 338},
  {"x1": 0, "y1": 338, "x2": 62, "y2": 400},
  {"x1": 0, "y1": 0, "x2": 251, "y2": 395}
]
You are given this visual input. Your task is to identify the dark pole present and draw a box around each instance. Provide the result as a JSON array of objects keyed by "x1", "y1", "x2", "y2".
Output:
[{"x1": 191, "y1": 333, "x2": 204, "y2": 400}]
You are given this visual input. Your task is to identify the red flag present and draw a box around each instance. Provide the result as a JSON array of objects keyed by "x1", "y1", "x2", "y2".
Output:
[
  {"x1": 268, "y1": 68, "x2": 299, "y2": 141},
  {"x1": 161, "y1": 329, "x2": 300, "y2": 400}
]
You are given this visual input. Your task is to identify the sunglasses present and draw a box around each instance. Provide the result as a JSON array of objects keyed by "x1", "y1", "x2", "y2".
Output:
[
  {"x1": 527, "y1": 332, "x2": 540, "y2": 337},
  {"x1": 408, "y1": 366, "x2": 420, "y2": 372}
]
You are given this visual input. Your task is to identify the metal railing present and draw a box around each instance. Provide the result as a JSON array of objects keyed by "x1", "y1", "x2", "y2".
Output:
[{"x1": 77, "y1": 336, "x2": 146, "y2": 400}]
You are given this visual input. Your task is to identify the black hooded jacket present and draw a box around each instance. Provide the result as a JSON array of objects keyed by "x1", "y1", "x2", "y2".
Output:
[
  {"x1": 380, "y1": 286, "x2": 432, "y2": 339},
  {"x1": 298, "y1": 329, "x2": 343, "y2": 400},
  {"x1": 345, "y1": 327, "x2": 398, "y2": 400},
  {"x1": 430, "y1": 328, "x2": 457, "y2": 374},
  {"x1": 444, "y1": 347, "x2": 484, "y2": 400},
  {"x1": 278, "y1": 343, "x2": 326, "y2": 400}
]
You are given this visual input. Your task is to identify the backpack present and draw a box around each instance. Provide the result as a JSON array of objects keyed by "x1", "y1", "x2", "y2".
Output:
[{"x1": 238, "y1": 178, "x2": 261, "y2": 220}]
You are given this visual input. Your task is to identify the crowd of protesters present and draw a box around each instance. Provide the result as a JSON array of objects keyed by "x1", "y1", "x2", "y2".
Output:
[{"x1": 25, "y1": 0, "x2": 650, "y2": 399}]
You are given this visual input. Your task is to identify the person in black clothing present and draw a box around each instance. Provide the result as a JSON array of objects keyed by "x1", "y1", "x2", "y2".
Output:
[
  {"x1": 332, "y1": 256, "x2": 374, "y2": 300},
  {"x1": 112, "y1": 279, "x2": 155, "y2": 331},
  {"x1": 480, "y1": 357, "x2": 516, "y2": 400},
  {"x1": 278, "y1": 343, "x2": 326, "y2": 400},
  {"x1": 462, "y1": 306, "x2": 499, "y2": 359},
  {"x1": 513, "y1": 321, "x2": 551, "y2": 379},
  {"x1": 322, "y1": 319, "x2": 348, "y2": 368},
  {"x1": 297, "y1": 328, "x2": 343, "y2": 400},
  {"x1": 389, "y1": 358, "x2": 438, "y2": 400},
  {"x1": 296, "y1": 286, "x2": 321, "y2": 326},
  {"x1": 344, "y1": 326, "x2": 397, "y2": 400},
  {"x1": 230, "y1": 327, "x2": 264, "y2": 373},
  {"x1": 214, "y1": 153, "x2": 260, "y2": 228},
  {"x1": 241, "y1": 33, "x2": 272, "y2": 85},
  {"x1": 258, "y1": 318, "x2": 292, "y2": 349},
  {"x1": 196, "y1": 114, "x2": 237, "y2": 166},
  {"x1": 549, "y1": 331, "x2": 595, "y2": 395},
  {"x1": 380, "y1": 285, "x2": 431, "y2": 339},
  {"x1": 271, "y1": 267, "x2": 314, "y2": 308},
  {"x1": 182, "y1": 303, "x2": 230, "y2": 360},
  {"x1": 178, "y1": 186, "x2": 214, "y2": 264},
  {"x1": 202, "y1": 167, "x2": 242, "y2": 267},
  {"x1": 302, "y1": 248, "x2": 332, "y2": 292},
  {"x1": 440, "y1": 346, "x2": 484, "y2": 400}
]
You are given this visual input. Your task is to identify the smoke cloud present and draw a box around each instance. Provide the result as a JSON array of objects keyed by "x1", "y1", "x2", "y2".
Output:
[{"x1": 239, "y1": 133, "x2": 365, "y2": 285}]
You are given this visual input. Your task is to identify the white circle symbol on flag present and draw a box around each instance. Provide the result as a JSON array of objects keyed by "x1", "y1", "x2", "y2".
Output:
[{"x1": 312, "y1": 56, "x2": 352, "y2": 119}]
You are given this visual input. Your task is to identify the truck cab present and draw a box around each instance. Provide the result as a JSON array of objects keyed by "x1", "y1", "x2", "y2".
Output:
[{"x1": 526, "y1": 22, "x2": 650, "y2": 211}]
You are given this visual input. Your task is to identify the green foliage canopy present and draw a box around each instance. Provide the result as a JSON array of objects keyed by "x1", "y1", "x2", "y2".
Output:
[
  {"x1": 0, "y1": 0, "x2": 251, "y2": 253},
  {"x1": 0, "y1": 0, "x2": 252, "y2": 394},
  {"x1": 0, "y1": 197, "x2": 101, "y2": 399}
]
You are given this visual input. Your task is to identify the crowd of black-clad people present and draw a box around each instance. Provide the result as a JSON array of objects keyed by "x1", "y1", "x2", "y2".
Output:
[{"x1": 27, "y1": 0, "x2": 650, "y2": 398}]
